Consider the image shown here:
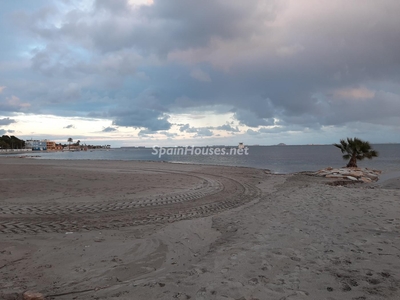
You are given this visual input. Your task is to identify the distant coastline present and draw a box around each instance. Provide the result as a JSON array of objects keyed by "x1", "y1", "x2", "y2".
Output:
[{"x1": 1, "y1": 144, "x2": 399, "y2": 175}]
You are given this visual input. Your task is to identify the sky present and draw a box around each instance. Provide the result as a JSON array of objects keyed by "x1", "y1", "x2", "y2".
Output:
[{"x1": 1, "y1": 0, "x2": 400, "y2": 147}]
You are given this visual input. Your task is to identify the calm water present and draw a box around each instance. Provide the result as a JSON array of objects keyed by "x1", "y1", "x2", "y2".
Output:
[{"x1": 9, "y1": 144, "x2": 400, "y2": 174}]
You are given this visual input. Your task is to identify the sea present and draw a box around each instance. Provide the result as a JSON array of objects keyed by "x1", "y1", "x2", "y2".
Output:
[{"x1": 7, "y1": 144, "x2": 400, "y2": 177}]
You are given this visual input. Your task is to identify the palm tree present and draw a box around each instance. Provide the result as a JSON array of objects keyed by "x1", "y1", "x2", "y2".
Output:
[
  {"x1": 334, "y1": 137, "x2": 378, "y2": 168},
  {"x1": 67, "y1": 137, "x2": 73, "y2": 150}
]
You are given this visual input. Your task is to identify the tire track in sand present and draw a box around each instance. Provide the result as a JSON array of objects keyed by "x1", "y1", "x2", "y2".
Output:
[{"x1": 0, "y1": 168, "x2": 260, "y2": 234}]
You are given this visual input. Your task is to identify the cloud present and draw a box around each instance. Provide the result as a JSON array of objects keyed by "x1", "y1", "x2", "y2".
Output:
[
  {"x1": 127, "y1": 0, "x2": 154, "y2": 8},
  {"x1": 161, "y1": 131, "x2": 178, "y2": 138},
  {"x1": 0, "y1": 118, "x2": 16, "y2": 126},
  {"x1": 63, "y1": 124, "x2": 75, "y2": 129},
  {"x1": 194, "y1": 128, "x2": 213, "y2": 137},
  {"x1": 246, "y1": 129, "x2": 259, "y2": 136},
  {"x1": 89, "y1": 88, "x2": 173, "y2": 131},
  {"x1": 179, "y1": 124, "x2": 190, "y2": 132},
  {"x1": 179, "y1": 124, "x2": 213, "y2": 137},
  {"x1": 0, "y1": 129, "x2": 6, "y2": 135},
  {"x1": 0, "y1": 95, "x2": 31, "y2": 112},
  {"x1": 29, "y1": 44, "x2": 141, "y2": 80},
  {"x1": 1, "y1": 0, "x2": 400, "y2": 144},
  {"x1": 190, "y1": 69, "x2": 211, "y2": 82},
  {"x1": 246, "y1": 124, "x2": 304, "y2": 136},
  {"x1": 102, "y1": 126, "x2": 117, "y2": 132},
  {"x1": 233, "y1": 109, "x2": 275, "y2": 128},
  {"x1": 111, "y1": 107, "x2": 171, "y2": 131},
  {"x1": 138, "y1": 129, "x2": 153, "y2": 137},
  {"x1": 90, "y1": 0, "x2": 273, "y2": 54},
  {"x1": 276, "y1": 44, "x2": 305, "y2": 57},
  {"x1": 137, "y1": 128, "x2": 178, "y2": 137},
  {"x1": 214, "y1": 123, "x2": 239, "y2": 132},
  {"x1": 323, "y1": 90, "x2": 400, "y2": 126},
  {"x1": 333, "y1": 87, "x2": 376, "y2": 100}
]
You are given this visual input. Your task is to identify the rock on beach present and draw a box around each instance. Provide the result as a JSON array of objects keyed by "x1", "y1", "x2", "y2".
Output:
[
  {"x1": 314, "y1": 167, "x2": 381, "y2": 182},
  {"x1": 23, "y1": 291, "x2": 44, "y2": 300}
]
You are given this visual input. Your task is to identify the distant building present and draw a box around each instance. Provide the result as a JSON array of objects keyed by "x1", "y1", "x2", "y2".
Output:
[
  {"x1": 25, "y1": 140, "x2": 47, "y2": 151},
  {"x1": 68, "y1": 145, "x2": 81, "y2": 151},
  {"x1": 238, "y1": 142, "x2": 244, "y2": 149},
  {"x1": 46, "y1": 140, "x2": 56, "y2": 150}
]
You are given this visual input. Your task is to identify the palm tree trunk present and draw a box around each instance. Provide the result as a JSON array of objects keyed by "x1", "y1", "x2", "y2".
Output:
[{"x1": 347, "y1": 155, "x2": 358, "y2": 168}]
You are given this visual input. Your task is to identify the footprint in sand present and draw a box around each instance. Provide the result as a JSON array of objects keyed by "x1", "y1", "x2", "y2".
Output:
[
  {"x1": 248, "y1": 277, "x2": 259, "y2": 285},
  {"x1": 195, "y1": 287, "x2": 209, "y2": 300}
]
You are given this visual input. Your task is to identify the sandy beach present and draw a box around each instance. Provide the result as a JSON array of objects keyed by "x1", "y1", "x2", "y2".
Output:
[{"x1": 1, "y1": 158, "x2": 400, "y2": 300}]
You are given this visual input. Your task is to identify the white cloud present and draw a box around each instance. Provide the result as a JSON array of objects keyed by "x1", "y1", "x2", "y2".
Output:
[{"x1": 128, "y1": 0, "x2": 154, "y2": 8}]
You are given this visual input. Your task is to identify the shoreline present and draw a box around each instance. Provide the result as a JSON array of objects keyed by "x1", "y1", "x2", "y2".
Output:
[
  {"x1": 2, "y1": 155, "x2": 399, "y2": 179},
  {"x1": 3, "y1": 143, "x2": 400, "y2": 175},
  {"x1": 1, "y1": 158, "x2": 400, "y2": 299}
]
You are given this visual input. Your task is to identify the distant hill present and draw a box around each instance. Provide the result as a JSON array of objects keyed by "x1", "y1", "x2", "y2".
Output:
[
  {"x1": 0, "y1": 135, "x2": 25, "y2": 149},
  {"x1": 277, "y1": 143, "x2": 287, "y2": 146}
]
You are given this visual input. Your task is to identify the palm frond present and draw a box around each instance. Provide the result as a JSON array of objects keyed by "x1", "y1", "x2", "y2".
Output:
[
  {"x1": 334, "y1": 137, "x2": 378, "y2": 167},
  {"x1": 364, "y1": 150, "x2": 379, "y2": 159},
  {"x1": 334, "y1": 143, "x2": 345, "y2": 153}
]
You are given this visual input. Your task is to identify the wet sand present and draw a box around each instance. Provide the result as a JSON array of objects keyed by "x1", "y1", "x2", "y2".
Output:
[{"x1": 1, "y1": 158, "x2": 400, "y2": 300}]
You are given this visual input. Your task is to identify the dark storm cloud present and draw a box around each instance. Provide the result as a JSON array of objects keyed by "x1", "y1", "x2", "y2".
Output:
[
  {"x1": 322, "y1": 90, "x2": 400, "y2": 126},
  {"x1": 233, "y1": 109, "x2": 275, "y2": 128},
  {"x1": 0, "y1": 118, "x2": 16, "y2": 126},
  {"x1": 13, "y1": 0, "x2": 273, "y2": 56},
  {"x1": 88, "y1": 0, "x2": 275, "y2": 54},
  {"x1": 29, "y1": 45, "x2": 140, "y2": 78},
  {"x1": 110, "y1": 107, "x2": 171, "y2": 131}
]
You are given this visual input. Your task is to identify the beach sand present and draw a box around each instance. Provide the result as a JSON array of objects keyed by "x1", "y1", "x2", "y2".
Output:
[{"x1": 1, "y1": 158, "x2": 399, "y2": 300}]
